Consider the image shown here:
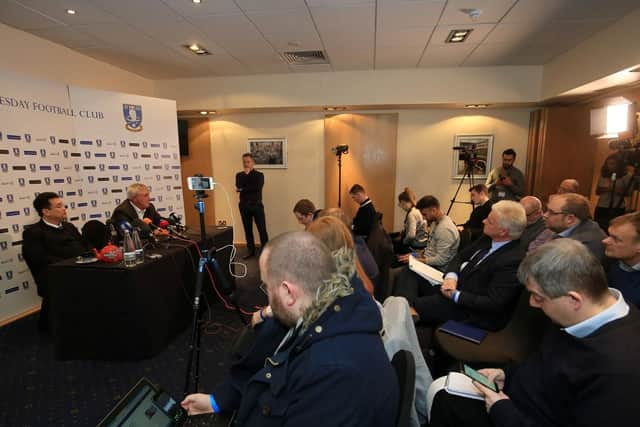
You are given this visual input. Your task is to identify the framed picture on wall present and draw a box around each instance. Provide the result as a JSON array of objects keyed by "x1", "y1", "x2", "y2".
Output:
[
  {"x1": 452, "y1": 134, "x2": 494, "y2": 179},
  {"x1": 247, "y1": 137, "x2": 287, "y2": 169}
]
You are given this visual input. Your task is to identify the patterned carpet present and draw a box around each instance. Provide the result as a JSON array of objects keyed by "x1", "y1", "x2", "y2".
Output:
[{"x1": 0, "y1": 252, "x2": 264, "y2": 426}]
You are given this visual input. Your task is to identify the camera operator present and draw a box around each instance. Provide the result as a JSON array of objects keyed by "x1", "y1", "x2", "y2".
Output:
[
  {"x1": 485, "y1": 148, "x2": 525, "y2": 202},
  {"x1": 595, "y1": 154, "x2": 634, "y2": 232}
]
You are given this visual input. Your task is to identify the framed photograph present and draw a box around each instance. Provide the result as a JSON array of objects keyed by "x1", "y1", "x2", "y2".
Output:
[
  {"x1": 452, "y1": 134, "x2": 494, "y2": 179},
  {"x1": 247, "y1": 138, "x2": 287, "y2": 169}
]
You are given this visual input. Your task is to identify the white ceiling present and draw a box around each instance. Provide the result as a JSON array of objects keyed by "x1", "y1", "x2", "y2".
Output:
[{"x1": 1, "y1": 0, "x2": 638, "y2": 79}]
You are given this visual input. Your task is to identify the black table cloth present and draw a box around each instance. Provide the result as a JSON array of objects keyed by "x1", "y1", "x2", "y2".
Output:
[{"x1": 48, "y1": 226, "x2": 233, "y2": 360}]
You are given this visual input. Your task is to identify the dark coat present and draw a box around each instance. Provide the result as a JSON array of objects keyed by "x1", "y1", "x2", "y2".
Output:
[
  {"x1": 565, "y1": 219, "x2": 606, "y2": 262},
  {"x1": 444, "y1": 236, "x2": 526, "y2": 331},
  {"x1": 110, "y1": 199, "x2": 162, "y2": 227},
  {"x1": 22, "y1": 220, "x2": 89, "y2": 296},
  {"x1": 214, "y1": 287, "x2": 398, "y2": 427}
]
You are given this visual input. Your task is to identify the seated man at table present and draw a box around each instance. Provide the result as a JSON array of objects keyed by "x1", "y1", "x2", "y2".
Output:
[
  {"x1": 22, "y1": 192, "x2": 90, "y2": 332},
  {"x1": 181, "y1": 231, "x2": 398, "y2": 426},
  {"x1": 111, "y1": 183, "x2": 168, "y2": 236},
  {"x1": 428, "y1": 239, "x2": 640, "y2": 427},
  {"x1": 394, "y1": 200, "x2": 526, "y2": 331}
]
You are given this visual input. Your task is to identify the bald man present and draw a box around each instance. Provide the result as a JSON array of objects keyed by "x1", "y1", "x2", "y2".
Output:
[
  {"x1": 557, "y1": 179, "x2": 580, "y2": 194},
  {"x1": 519, "y1": 196, "x2": 546, "y2": 250}
]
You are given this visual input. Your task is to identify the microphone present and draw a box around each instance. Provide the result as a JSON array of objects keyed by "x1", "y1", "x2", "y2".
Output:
[
  {"x1": 118, "y1": 220, "x2": 133, "y2": 233},
  {"x1": 611, "y1": 172, "x2": 617, "y2": 182},
  {"x1": 158, "y1": 219, "x2": 170, "y2": 229}
]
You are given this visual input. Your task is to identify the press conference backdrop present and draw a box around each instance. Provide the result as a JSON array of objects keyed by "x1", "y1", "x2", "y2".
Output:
[{"x1": 0, "y1": 70, "x2": 185, "y2": 324}]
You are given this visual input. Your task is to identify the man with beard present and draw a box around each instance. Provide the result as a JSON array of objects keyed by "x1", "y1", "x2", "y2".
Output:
[
  {"x1": 485, "y1": 148, "x2": 525, "y2": 202},
  {"x1": 181, "y1": 232, "x2": 398, "y2": 426}
]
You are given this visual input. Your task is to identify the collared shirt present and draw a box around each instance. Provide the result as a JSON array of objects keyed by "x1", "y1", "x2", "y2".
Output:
[
  {"x1": 360, "y1": 198, "x2": 372, "y2": 208},
  {"x1": 446, "y1": 239, "x2": 512, "y2": 303},
  {"x1": 557, "y1": 222, "x2": 579, "y2": 238},
  {"x1": 43, "y1": 219, "x2": 63, "y2": 230},
  {"x1": 618, "y1": 260, "x2": 640, "y2": 272},
  {"x1": 130, "y1": 201, "x2": 145, "y2": 220},
  {"x1": 564, "y1": 288, "x2": 629, "y2": 338},
  {"x1": 274, "y1": 318, "x2": 303, "y2": 355}
]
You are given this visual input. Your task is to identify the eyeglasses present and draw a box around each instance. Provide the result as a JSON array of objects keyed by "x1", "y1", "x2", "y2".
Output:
[
  {"x1": 259, "y1": 281, "x2": 268, "y2": 295},
  {"x1": 545, "y1": 209, "x2": 568, "y2": 216}
]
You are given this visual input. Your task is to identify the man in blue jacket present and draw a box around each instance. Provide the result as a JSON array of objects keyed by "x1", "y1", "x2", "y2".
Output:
[{"x1": 181, "y1": 231, "x2": 398, "y2": 426}]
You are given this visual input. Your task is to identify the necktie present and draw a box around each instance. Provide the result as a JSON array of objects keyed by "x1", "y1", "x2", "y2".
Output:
[{"x1": 470, "y1": 246, "x2": 491, "y2": 267}]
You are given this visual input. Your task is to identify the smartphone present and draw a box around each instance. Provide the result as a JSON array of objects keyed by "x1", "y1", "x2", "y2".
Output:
[
  {"x1": 187, "y1": 176, "x2": 215, "y2": 191},
  {"x1": 463, "y1": 364, "x2": 499, "y2": 392}
]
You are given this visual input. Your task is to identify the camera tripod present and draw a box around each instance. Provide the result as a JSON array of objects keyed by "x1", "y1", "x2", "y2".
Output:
[{"x1": 447, "y1": 157, "x2": 476, "y2": 216}]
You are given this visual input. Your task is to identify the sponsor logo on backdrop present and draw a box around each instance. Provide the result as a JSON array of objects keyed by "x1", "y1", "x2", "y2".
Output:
[
  {"x1": 13, "y1": 148, "x2": 20, "y2": 157},
  {"x1": 88, "y1": 176, "x2": 94, "y2": 183},
  {"x1": 25, "y1": 134, "x2": 31, "y2": 142},
  {"x1": 132, "y1": 152, "x2": 138, "y2": 159},
  {"x1": 50, "y1": 136, "x2": 55, "y2": 144},
  {"x1": 6, "y1": 194, "x2": 13, "y2": 203},
  {"x1": 123, "y1": 104, "x2": 143, "y2": 132},
  {"x1": 66, "y1": 176, "x2": 72, "y2": 184},
  {"x1": 102, "y1": 188, "x2": 108, "y2": 195},
  {"x1": 44, "y1": 177, "x2": 50, "y2": 185},
  {"x1": 74, "y1": 164, "x2": 80, "y2": 172},
  {"x1": 17, "y1": 178, "x2": 25, "y2": 186},
  {"x1": 113, "y1": 176, "x2": 119, "y2": 183},
  {"x1": 54, "y1": 164, "x2": 60, "y2": 172},
  {"x1": 22, "y1": 281, "x2": 29, "y2": 289},
  {"x1": 154, "y1": 153, "x2": 159, "y2": 160},
  {"x1": 29, "y1": 164, "x2": 36, "y2": 172},
  {"x1": 99, "y1": 164, "x2": 105, "y2": 172},
  {"x1": 0, "y1": 242, "x2": 7, "y2": 250},
  {"x1": 84, "y1": 151, "x2": 91, "y2": 159},
  {"x1": 1, "y1": 164, "x2": 7, "y2": 172},
  {"x1": 81, "y1": 213, "x2": 86, "y2": 221},
  {"x1": 96, "y1": 139, "x2": 102, "y2": 147},
  {"x1": 70, "y1": 202, "x2": 76, "y2": 209},
  {"x1": 109, "y1": 152, "x2": 115, "y2": 159},
  {"x1": 120, "y1": 140, "x2": 127, "y2": 148},
  {"x1": 104, "y1": 210, "x2": 111, "y2": 218},
  {"x1": 91, "y1": 200, "x2": 97, "y2": 208},
  {"x1": 143, "y1": 141, "x2": 148, "y2": 148},
  {"x1": 115, "y1": 199, "x2": 121, "y2": 205},
  {"x1": 71, "y1": 138, "x2": 76, "y2": 146},
  {"x1": 40, "y1": 149, "x2": 46, "y2": 157},
  {"x1": 11, "y1": 224, "x2": 19, "y2": 233},
  {"x1": 123, "y1": 164, "x2": 129, "y2": 171}
]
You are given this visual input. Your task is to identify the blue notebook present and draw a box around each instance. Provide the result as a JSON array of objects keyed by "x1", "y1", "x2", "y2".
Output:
[{"x1": 438, "y1": 320, "x2": 488, "y2": 344}]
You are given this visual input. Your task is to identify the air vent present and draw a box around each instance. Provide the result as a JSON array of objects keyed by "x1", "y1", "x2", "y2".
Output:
[{"x1": 283, "y1": 50, "x2": 328, "y2": 65}]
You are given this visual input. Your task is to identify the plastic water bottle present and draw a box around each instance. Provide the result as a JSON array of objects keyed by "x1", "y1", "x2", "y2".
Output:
[
  {"x1": 123, "y1": 230, "x2": 137, "y2": 267},
  {"x1": 132, "y1": 228, "x2": 144, "y2": 264}
]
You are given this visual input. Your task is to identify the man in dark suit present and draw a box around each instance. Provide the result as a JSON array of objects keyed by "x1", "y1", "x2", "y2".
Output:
[
  {"x1": 458, "y1": 184, "x2": 493, "y2": 249},
  {"x1": 349, "y1": 184, "x2": 377, "y2": 239},
  {"x1": 542, "y1": 192, "x2": 606, "y2": 261},
  {"x1": 429, "y1": 239, "x2": 640, "y2": 427},
  {"x1": 236, "y1": 153, "x2": 268, "y2": 259},
  {"x1": 22, "y1": 192, "x2": 89, "y2": 332},
  {"x1": 395, "y1": 201, "x2": 527, "y2": 331},
  {"x1": 519, "y1": 196, "x2": 546, "y2": 251},
  {"x1": 111, "y1": 183, "x2": 168, "y2": 236}
]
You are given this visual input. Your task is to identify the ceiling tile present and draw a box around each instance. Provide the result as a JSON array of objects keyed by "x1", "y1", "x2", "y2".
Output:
[
  {"x1": 377, "y1": 26, "x2": 434, "y2": 48},
  {"x1": 234, "y1": 0, "x2": 308, "y2": 13},
  {"x1": 14, "y1": 0, "x2": 120, "y2": 25},
  {"x1": 439, "y1": 0, "x2": 517, "y2": 25},
  {"x1": 419, "y1": 43, "x2": 477, "y2": 67},
  {"x1": 160, "y1": 0, "x2": 240, "y2": 17},
  {"x1": 88, "y1": 0, "x2": 184, "y2": 35},
  {"x1": 30, "y1": 26, "x2": 102, "y2": 48},
  {"x1": 0, "y1": 0, "x2": 64, "y2": 29},
  {"x1": 376, "y1": 45, "x2": 424, "y2": 68},
  {"x1": 289, "y1": 63, "x2": 333, "y2": 73},
  {"x1": 307, "y1": 0, "x2": 373, "y2": 8},
  {"x1": 377, "y1": 0, "x2": 445, "y2": 29},
  {"x1": 247, "y1": 10, "x2": 323, "y2": 51}
]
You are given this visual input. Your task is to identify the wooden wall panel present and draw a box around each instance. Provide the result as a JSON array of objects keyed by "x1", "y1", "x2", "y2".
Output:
[
  {"x1": 324, "y1": 113, "x2": 398, "y2": 231},
  {"x1": 180, "y1": 118, "x2": 215, "y2": 228}
]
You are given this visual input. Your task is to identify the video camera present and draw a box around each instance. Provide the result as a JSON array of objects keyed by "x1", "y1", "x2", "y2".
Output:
[{"x1": 331, "y1": 144, "x2": 349, "y2": 155}]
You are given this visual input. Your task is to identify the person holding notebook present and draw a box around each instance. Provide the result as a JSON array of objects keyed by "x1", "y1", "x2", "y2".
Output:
[{"x1": 428, "y1": 239, "x2": 640, "y2": 427}]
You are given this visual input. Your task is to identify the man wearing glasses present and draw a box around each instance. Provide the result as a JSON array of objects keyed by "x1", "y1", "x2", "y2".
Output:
[
  {"x1": 23, "y1": 192, "x2": 89, "y2": 332},
  {"x1": 539, "y1": 193, "x2": 605, "y2": 261}
]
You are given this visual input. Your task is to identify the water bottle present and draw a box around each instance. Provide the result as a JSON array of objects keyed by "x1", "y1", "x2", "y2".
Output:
[
  {"x1": 132, "y1": 228, "x2": 144, "y2": 264},
  {"x1": 123, "y1": 230, "x2": 137, "y2": 267}
]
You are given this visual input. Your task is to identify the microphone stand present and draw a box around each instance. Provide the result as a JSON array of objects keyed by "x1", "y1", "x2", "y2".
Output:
[{"x1": 183, "y1": 189, "x2": 247, "y2": 397}]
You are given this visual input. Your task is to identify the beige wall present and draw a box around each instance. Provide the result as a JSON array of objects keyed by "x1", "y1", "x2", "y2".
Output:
[
  {"x1": 206, "y1": 108, "x2": 530, "y2": 243},
  {"x1": 210, "y1": 113, "x2": 325, "y2": 242},
  {"x1": 155, "y1": 66, "x2": 542, "y2": 110},
  {"x1": 0, "y1": 23, "x2": 153, "y2": 96}
]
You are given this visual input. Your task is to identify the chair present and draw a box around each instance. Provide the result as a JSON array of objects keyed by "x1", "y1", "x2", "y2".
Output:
[
  {"x1": 434, "y1": 290, "x2": 551, "y2": 365},
  {"x1": 367, "y1": 212, "x2": 395, "y2": 301},
  {"x1": 391, "y1": 349, "x2": 416, "y2": 427},
  {"x1": 82, "y1": 220, "x2": 108, "y2": 250}
]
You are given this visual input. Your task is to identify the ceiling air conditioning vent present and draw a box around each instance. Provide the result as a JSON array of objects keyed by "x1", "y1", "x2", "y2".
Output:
[{"x1": 283, "y1": 50, "x2": 328, "y2": 65}]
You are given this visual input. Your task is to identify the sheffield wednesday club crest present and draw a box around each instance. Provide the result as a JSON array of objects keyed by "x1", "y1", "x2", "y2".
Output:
[{"x1": 123, "y1": 104, "x2": 143, "y2": 132}]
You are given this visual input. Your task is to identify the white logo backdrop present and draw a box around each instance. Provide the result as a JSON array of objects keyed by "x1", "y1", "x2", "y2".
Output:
[{"x1": 0, "y1": 71, "x2": 185, "y2": 323}]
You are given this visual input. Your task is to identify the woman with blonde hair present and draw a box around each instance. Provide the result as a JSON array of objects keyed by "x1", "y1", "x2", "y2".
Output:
[{"x1": 307, "y1": 216, "x2": 375, "y2": 296}]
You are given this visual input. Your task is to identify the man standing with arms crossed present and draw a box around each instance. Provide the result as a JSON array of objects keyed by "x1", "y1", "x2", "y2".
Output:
[{"x1": 236, "y1": 153, "x2": 268, "y2": 259}]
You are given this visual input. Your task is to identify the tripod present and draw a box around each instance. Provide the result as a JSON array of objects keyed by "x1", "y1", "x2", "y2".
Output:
[
  {"x1": 183, "y1": 190, "x2": 246, "y2": 397},
  {"x1": 447, "y1": 158, "x2": 476, "y2": 216},
  {"x1": 337, "y1": 151, "x2": 344, "y2": 208}
]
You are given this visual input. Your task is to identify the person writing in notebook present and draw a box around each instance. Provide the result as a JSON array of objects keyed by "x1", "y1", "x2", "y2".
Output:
[{"x1": 428, "y1": 238, "x2": 640, "y2": 427}]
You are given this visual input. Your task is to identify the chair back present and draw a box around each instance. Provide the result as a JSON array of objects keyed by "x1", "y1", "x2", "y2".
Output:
[{"x1": 391, "y1": 349, "x2": 416, "y2": 427}]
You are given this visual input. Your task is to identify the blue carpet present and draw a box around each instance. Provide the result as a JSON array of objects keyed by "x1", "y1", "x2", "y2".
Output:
[{"x1": 0, "y1": 253, "x2": 264, "y2": 426}]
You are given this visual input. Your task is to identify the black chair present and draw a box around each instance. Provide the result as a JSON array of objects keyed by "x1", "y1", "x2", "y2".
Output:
[
  {"x1": 81, "y1": 219, "x2": 108, "y2": 250},
  {"x1": 367, "y1": 212, "x2": 395, "y2": 301},
  {"x1": 391, "y1": 349, "x2": 416, "y2": 427}
]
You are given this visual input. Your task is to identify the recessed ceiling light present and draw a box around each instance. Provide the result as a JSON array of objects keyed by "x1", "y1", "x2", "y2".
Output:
[
  {"x1": 446, "y1": 29, "x2": 472, "y2": 43},
  {"x1": 208, "y1": 111, "x2": 216, "y2": 114},
  {"x1": 325, "y1": 107, "x2": 335, "y2": 111},
  {"x1": 192, "y1": 0, "x2": 202, "y2": 4},
  {"x1": 199, "y1": 111, "x2": 208, "y2": 115},
  {"x1": 465, "y1": 104, "x2": 489, "y2": 108},
  {"x1": 66, "y1": 9, "x2": 76, "y2": 15},
  {"x1": 183, "y1": 44, "x2": 211, "y2": 55}
]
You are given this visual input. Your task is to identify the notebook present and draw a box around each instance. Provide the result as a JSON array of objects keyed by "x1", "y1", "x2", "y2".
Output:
[
  {"x1": 438, "y1": 320, "x2": 488, "y2": 344},
  {"x1": 408, "y1": 255, "x2": 444, "y2": 286},
  {"x1": 444, "y1": 372, "x2": 485, "y2": 401}
]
